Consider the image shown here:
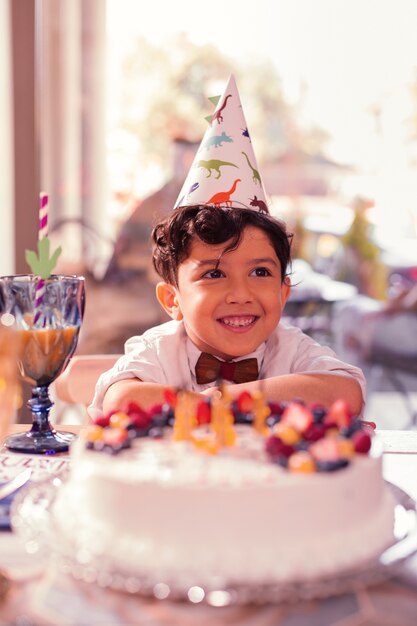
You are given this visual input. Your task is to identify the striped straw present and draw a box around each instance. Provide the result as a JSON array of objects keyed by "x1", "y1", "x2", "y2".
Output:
[{"x1": 33, "y1": 193, "x2": 49, "y2": 325}]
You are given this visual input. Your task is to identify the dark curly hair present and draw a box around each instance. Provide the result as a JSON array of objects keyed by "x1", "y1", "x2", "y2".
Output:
[{"x1": 152, "y1": 205, "x2": 292, "y2": 286}]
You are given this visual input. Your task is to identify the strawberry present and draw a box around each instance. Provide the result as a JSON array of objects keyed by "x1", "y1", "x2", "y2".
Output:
[
  {"x1": 325, "y1": 399, "x2": 352, "y2": 428},
  {"x1": 309, "y1": 437, "x2": 341, "y2": 462},
  {"x1": 236, "y1": 391, "x2": 254, "y2": 413},
  {"x1": 281, "y1": 402, "x2": 313, "y2": 433},
  {"x1": 196, "y1": 401, "x2": 211, "y2": 425},
  {"x1": 163, "y1": 388, "x2": 178, "y2": 407}
]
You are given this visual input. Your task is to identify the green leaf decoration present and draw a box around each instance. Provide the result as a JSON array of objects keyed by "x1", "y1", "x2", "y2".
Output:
[
  {"x1": 204, "y1": 114, "x2": 213, "y2": 124},
  {"x1": 25, "y1": 237, "x2": 62, "y2": 279}
]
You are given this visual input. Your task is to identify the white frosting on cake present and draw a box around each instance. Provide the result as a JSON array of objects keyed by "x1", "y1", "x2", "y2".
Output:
[{"x1": 53, "y1": 428, "x2": 396, "y2": 586}]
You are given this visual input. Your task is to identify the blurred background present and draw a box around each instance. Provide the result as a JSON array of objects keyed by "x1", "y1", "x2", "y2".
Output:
[{"x1": 2, "y1": 0, "x2": 417, "y2": 425}]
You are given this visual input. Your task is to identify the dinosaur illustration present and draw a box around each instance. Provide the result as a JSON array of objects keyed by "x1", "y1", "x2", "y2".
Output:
[
  {"x1": 241, "y1": 127, "x2": 250, "y2": 140},
  {"x1": 207, "y1": 179, "x2": 241, "y2": 207},
  {"x1": 195, "y1": 159, "x2": 238, "y2": 179},
  {"x1": 249, "y1": 195, "x2": 269, "y2": 213},
  {"x1": 241, "y1": 151, "x2": 261, "y2": 185},
  {"x1": 200, "y1": 132, "x2": 233, "y2": 151},
  {"x1": 176, "y1": 182, "x2": 199, "y2": 207},
  {"x1": 211, "y1": 94, "x2": 232, "y2": 125}
]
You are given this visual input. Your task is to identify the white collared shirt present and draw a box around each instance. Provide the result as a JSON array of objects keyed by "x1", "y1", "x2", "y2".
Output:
[{"x1": 89, "y1": 319, "x2": 365, "y2": 418}]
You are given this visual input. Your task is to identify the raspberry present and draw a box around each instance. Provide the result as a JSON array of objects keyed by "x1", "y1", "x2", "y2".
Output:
[
  {"x1": 129, "y1": 410, "x2": 152, "y2": 429},
  {"x1": 148, "y1": 403, "x2": 164, "y2": 416},
  {"x1": 303, "y1": 423, "x2": 327, "y2": 442},
  {"x1": 267, "y1": 402, "x2": 284, "y2": 418},
  {"x1": 265, "y1": 436, "x2": 294, "y2": 459},
  {"x1": 94, "y1": 415, "x2": 111, "y2": 428},
  {"x1": 124, "y1": 401, "x2": 144, "y2": 414},
  {"x1": 352, "y1": 430, "x2": 372, "y2": 454}
]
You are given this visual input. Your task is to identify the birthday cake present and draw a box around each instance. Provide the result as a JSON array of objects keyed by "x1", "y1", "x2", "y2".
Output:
[{"x1": 53, "y1": 391, "x2": 395, "y2": 589}]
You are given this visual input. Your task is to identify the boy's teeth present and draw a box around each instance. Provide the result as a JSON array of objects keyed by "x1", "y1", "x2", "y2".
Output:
[{"x1": 222, "y1": 316, "x2": 254, "y2": 327}]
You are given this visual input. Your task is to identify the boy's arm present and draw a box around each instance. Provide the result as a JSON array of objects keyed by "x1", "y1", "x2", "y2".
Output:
[
  {"x1": 103, "y1": 379, "x2": 203, "y2": 414},
  {"x1": 223, "y1": 373, "x2": 364, "y2": 416},
  {"x1": 103, "y1": 373, "x2": 363, "y2": 417}
]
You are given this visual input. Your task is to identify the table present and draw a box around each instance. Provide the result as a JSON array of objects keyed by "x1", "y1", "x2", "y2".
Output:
[{"x1": 1, "y1": 427, "x2": 417, "y2": 626}]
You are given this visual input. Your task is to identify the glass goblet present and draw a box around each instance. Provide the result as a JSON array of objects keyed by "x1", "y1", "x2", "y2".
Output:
[
  {"x1": 0, "y1": 322, "x2": 20, "y2": 444},
  {"x1": 0, "y1": 275, "x2": 85, "y2": 454}
]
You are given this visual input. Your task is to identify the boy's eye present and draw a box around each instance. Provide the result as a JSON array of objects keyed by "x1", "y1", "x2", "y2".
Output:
[
  {"x1": 251, "y1": 267, "x2": 272, "y2": 277},
  {"x1": 202, "y1": 268, "x2": 223, "y2": 279}
]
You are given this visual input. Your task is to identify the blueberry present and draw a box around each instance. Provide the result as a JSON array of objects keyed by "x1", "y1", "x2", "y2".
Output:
[
  {"x1": 234, "y1": 411, "x2": 252, "y2": 425},
  {"x1": 295, "y1": 440, "x2": 310, "y2": 451},
  {"x1": 149, "y1": 426, "x2": 164, "y2": 439},
  {"x1": 340, "y1": 420, "x2": 363, "y2": 438},
  {"x1": 152, "y1": 414, "x2": 169, "y2": 428},
  {"x1": 266, "y1": 415, "x2": 281, "y2": 427},
  {"x1": 135, "y1": 427, "x2": 151, "y2": 438},
  {"x1": 312, "y1": 407, "x2": 326, "y2": 423},
  {"x1": 316, "y1": 459, "x2": 349, "y2": 472},
  {"x1": 273, "y1": 455, "x2": 289, "y2": 468}
]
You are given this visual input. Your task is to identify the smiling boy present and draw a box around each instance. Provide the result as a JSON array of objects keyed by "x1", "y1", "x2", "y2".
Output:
[
  {"x1": 90, "y1": 205, "x2": 364, "y2": 418},
  {"x1": 89, "y1": 76, "x2": 364, "y2": 418}
]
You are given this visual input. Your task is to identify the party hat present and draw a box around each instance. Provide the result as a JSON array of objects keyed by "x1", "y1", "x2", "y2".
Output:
[{"x1": 174, "y1": 75, "x2": 269, "y2": 213}]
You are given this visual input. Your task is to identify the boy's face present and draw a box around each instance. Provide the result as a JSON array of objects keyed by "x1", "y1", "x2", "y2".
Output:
[{"x1": 156, "y1": 225, "x2": 291, "y2": 360}]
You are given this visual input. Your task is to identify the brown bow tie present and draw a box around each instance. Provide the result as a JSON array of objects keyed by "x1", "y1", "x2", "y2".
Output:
[{"x1": 195, "y1": 352, "x2": 259, "y2": 385}]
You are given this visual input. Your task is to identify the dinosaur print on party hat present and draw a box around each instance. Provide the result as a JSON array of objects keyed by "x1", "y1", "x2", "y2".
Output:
[{"x1": 174, "y1": 74, "x2": 270, "y2": 212}]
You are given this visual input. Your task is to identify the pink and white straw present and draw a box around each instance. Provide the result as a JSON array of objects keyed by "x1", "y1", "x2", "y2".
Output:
[{"x1": 33, "y1": 192, "x2": 49, "y2": 325}]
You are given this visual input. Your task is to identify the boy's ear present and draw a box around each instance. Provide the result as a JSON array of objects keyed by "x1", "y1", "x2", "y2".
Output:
[
  {"x1": 155, "y1": 282, "x2": 183, "y2": 321},
  {"x1": 281, "y1": 276, "x2": 291, "y2": 306}
]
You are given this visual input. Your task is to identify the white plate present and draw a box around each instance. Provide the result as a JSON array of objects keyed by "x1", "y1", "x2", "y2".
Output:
[{"x1": 10, "y1": 477, "x2": 417, "y2": 605}]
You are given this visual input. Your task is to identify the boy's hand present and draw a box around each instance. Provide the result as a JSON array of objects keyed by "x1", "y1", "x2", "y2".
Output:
[{"x1": 201, "y1": 387, "x2": 222, "y2": 401}]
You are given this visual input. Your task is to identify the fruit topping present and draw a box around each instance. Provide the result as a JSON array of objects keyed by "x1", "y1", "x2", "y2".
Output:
[
  {"x1": 281, "y1": 402, "x2": 313, "y2": 433},
  {"x1": 196, "y1": 400, "x2": 211, "y2": 425},
  {"x1": 352, "y1": 430, "x2": 372, "y2": 454},
  {"x1": 265, "y1": 435, "x2": 294, "y2": 459},
  {"x1": 288, "y1": 451, "x2": 316, "y2": 473},
  {"x1": 309, "y1": 437, "x2": 341, "y2": 462},
  {"x1": 236, "y1": 391, "x2": 254, "y2": 413},
  {"x1": 272, "y1": 423, "x2": 301, "y2": 445},
  {"x1": 316, "y1": 458, "x2": 349, "y2": 472},
  {"x1": 324, "y1": 399, "x2": 352, "y2": 428}
]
